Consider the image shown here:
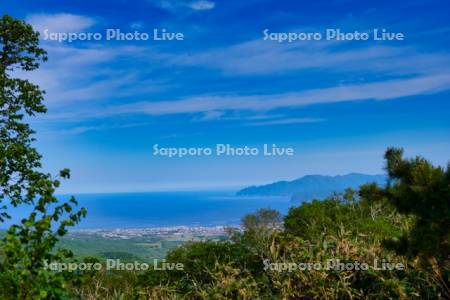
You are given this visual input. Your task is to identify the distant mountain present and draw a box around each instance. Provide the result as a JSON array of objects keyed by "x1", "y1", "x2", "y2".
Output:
[{"x1": 237, "y1": 173, "x2": 386, "y2": 202}]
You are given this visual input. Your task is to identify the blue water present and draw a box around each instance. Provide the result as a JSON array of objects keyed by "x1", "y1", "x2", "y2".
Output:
[{"x1": 2, "y1": 191, "x2": 294, "y2": 229}]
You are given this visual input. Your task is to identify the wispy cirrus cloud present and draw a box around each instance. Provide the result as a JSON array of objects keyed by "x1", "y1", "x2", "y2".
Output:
[
  {"x1": 26, "y1": 13, "x2": 96, "y2": 34},
  {"x1": 246, "y1": 118, "x2": 324, "y2": 127},
  {"x1": 21, "y1": 14, "x2": 450, "y2": 130},
  {"x1": 47, "y1": 73, "x2": 450, "y2": 120},
  {"x1": 149, "y1": 0, "x2": 215, "y2": 11},
  {"x1": 17, "y1": 41, "x2": 167, "y2": 107},
  {"x1": 188, "y1": 1, "x2": 215, "y2": 10},
  {"x1": 170, "y1": 38, "x2": 450, "y2": 76}
]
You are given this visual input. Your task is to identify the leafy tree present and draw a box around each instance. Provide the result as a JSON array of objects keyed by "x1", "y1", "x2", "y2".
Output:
[
  {"x1": 241, "y1": 208, "x2": 282, "y2": 232},
  {"x1": 235, "y1": 208, "x2": 283, "y2": 259},
  {"x1": 0, "y1": 15, "x2": 86, "y2": 299}
]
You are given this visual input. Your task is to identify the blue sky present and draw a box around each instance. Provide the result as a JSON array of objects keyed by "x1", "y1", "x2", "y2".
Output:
[{"x1": 2, "y1": 0, "x2": 450, "y2": 193}]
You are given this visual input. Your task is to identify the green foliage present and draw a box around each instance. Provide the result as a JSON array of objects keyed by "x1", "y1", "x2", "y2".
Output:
[
  {"x1": 241, "y1": 208, "x2": 282, "y2": 232},
  {"x1": 0, "y1": 14, "x2": 85, "y2": 299},
  {"x1": 284, "y1": 194, "x2": 355, "y2": 240},
  {"x1": 109, "y1": 150, "x2": 446, "y2": 299},
  {"x1": 284, "y1": 189, "x2": 406, "y2": 243},
  {"x1": 1, "y1": 14, "x2": 447, "y2": 300},
  {"x1": 162, "y1": 241, "x2": 262, "y2": 289},
  {"x1": 234, "y1": 208, "x2": 283, "y2": 259},
  {"x1": 382, "y1": 148, "x2": 450, "y2": 264}
]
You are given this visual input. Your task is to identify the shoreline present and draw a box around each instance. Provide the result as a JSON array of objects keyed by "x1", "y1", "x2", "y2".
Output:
[{"x1": 68, "y1": 225, "x2": 234, "y2": 239}]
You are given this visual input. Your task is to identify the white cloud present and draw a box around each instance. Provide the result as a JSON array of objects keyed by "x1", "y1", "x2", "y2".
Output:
[
  {"x1": 17, "y1": 20, "x2": 450, "y2": 126},
  {"x1": 26, "y1": 13, "x2": 96, "y2": 34},
  {"x1": 15, "y1": 43, "x2": 166, "y2": 109},
  {"x1": 193, "y1": 110, "x2": 226, "y2": 121},
  {"x1": 150, "y1": 0, "x2": 215, "y2": 11},
  {"x1": 188, "y1": 1, "x2": 215, "y2": 10},
  {"x1": 246, "y1": 118, "x2": 324, "y2": 126},
  {"x1": 170, "y1": 38, "x2": 450, "y2": 76},
  {"x1": 112, "y1": 73, "x2": 450, "y2": 115},
  {"x1": 49, "y1": 73, "x2": 450, "y2": 120},
  {"x1": 130, "y1": 22, "x2": 144, "y2": 29}
]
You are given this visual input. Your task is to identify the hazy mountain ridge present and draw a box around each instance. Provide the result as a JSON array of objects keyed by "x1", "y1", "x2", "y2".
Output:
[{"x1": 237, "y1": 173, "x2": 386, "y2": 202}]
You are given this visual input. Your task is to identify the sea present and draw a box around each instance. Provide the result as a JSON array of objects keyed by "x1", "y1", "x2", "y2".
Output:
[{"x1": 1, "y1": 191, "x2": 295, "y2": 229}]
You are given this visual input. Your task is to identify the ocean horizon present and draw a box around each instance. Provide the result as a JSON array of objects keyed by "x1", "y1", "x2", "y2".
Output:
[{"x1": 2, "y1": 191, "x2": 293, "y2": 229}]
